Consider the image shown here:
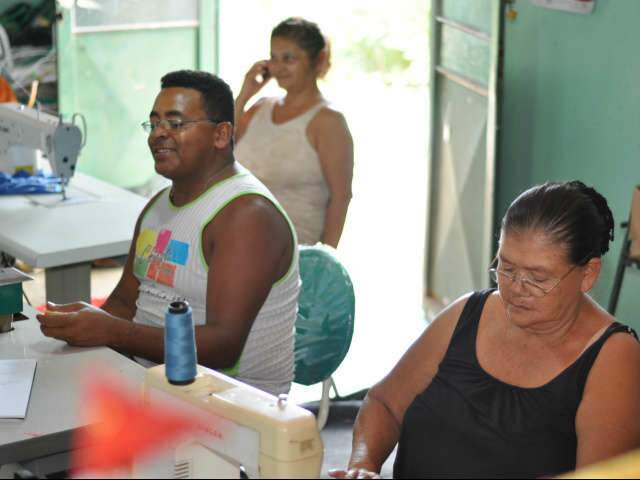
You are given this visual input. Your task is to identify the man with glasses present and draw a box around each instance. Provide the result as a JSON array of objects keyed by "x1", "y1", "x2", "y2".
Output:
[{"x1": 37, "y1": 70, "x2": 300, "y2": 396}]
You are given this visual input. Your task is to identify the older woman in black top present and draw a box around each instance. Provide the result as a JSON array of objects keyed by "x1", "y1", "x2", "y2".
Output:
[{"x1": 330, "y1": 181, "x2": 640, "y2": 478}]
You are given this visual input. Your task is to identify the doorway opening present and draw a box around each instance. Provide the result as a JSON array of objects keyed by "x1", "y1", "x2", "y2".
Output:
[{"x1": 218, "y1": 0, "x2": 432, "y2": 401}]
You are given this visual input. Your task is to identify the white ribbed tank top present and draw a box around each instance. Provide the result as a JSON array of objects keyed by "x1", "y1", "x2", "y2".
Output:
[
  {"x1": 235, "y1": 97, "x2": 330, "y2": 245},
  {"x1": 132, "y1": 167, "x2": 300, "y2": 395}
]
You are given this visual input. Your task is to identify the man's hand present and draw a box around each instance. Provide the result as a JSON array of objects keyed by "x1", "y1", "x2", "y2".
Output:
[{"x1": 36, "y1": 301, "x2": 124, "y2": 347}]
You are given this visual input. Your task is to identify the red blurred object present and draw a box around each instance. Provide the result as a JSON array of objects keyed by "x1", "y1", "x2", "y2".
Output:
[
  {"x1": 71, "y1": 375, "x2": 201, "y2": 475},
  {"x1": 0, "y1": 77, "x2": 17, "y2": 103}
]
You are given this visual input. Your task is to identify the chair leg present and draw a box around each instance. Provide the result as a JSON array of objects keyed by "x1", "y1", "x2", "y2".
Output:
[
  {"x1": 330, "y1": 377, "x2": 340, "y2": 399},
  {"x1": 316, "y1": 377, "x2": 333, "y2": 431},
  {"x1": 609, "y1": 224, "x2": 631, "y2": 315}
]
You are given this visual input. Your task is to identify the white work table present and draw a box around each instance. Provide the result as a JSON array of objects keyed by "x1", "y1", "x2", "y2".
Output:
[
  {"x1": 0, "y1": 172, "x2": 147, "y2": 303},
  {"x1": 0, "y1": 306, "x2": 145, "y2": 478}
]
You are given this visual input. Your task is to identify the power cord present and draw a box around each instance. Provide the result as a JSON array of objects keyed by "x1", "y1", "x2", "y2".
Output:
[{"x1": 23, "y1": 289, "x2": 32, "y2": 306}]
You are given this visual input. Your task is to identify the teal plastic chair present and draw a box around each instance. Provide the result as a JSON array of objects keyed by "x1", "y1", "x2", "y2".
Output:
[{"x1": 294, "y1": 244, "x2": 355, "y2": 429}]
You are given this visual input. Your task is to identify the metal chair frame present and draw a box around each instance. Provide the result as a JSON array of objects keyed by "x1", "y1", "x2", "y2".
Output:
[{"x1": 609, "y1": 219, "x2": 640, "y2": 316}]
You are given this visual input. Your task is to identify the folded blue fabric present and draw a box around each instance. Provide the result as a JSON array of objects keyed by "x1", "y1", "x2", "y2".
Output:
[{"x1": 0, "y1": 171, "x2": 62, "y2": 195}]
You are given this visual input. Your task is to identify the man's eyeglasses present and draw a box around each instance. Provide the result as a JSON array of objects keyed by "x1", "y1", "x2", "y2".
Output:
[
  {"x1": 488, "y1": 256, "x2": 590, "y2": 298},
  {"x1": 141, "y1": 119, "x2": 220, "y2": 133}
]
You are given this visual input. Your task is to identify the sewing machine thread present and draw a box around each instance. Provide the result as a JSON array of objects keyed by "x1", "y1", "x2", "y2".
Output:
[{"x1": 165, "y1": 300, "x2": 197, "y2": 385}]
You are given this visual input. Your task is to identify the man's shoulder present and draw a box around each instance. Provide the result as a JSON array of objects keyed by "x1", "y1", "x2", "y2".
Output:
[
  {"x1": 135, "y1": 187, "x2": 169, "y2": 226},
  {"x1": 220, "y1": 191, "x2": 274, "y2": 208},
  {"x1": 207, "y1": 192, "x2": 289, "y2": 239},
  {"x1": 146, "y1": 186, "x2": 169, "y2": 206}
]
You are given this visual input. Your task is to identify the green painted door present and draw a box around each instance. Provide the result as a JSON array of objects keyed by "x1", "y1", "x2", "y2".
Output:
[
  {"x1": 426, "y1": 0, "x2": 501, "y2": 306},
  {"x1": 56, "y1": 0, "x2": 217, "y2": 188}
]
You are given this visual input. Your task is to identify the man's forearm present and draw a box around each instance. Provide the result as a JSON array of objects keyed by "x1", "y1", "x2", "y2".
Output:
[
  {"x1": 110, "y1": 319, "x2": 164, "y2": 362},
  {"x1": 113, "y1": 322, "x2": 242, "y2": 369},
  {"x1": 101, "y1": 290, "x2": 137, "y2": 321}
]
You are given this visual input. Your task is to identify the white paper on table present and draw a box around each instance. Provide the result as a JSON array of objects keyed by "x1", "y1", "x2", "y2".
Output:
[{"x1": 0, "y1": 359, "x2": 37, "y2": 419}]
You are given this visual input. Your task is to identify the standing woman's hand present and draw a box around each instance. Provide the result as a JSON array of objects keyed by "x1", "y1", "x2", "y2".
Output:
[
  {"x1": 237, "y1": 60, "x2": 271, "y2": 104},
  {"x1": 235, "y1": 60, "x2": 272, "y2": 141}
]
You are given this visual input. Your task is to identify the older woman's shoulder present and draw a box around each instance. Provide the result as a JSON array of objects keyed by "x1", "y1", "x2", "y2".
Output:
[
  {"x1": 600, "y1": 325, "x2": 640, "y2": 358},
  {"x1": 427, "y1": 291, "x2": 484, "y2": 331},
  {"x1": 441, "y1": 289, "x2": 501, "y2": 314},
  {"x1": 584, "y1": 321, "x2": 640, "y2": 394}
]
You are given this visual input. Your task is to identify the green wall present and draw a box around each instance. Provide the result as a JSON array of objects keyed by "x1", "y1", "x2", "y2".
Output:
[
  {"x1": 56, "y1": 0, "x2": 217, "y2": 189},
  {"x1": 496, "y1": 1, "x2": 640, "y2": 328},
  {"x1": 57, "y1": 28, "x2": 200, "y2": 188},
  {"x1": 1, "y1": 0, "x2": 43, "y2": 12}
]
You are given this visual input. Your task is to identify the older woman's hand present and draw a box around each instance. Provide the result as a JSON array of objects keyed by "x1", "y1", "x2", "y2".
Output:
[{"x1": 328, "y1": 468, "x2": 381, "y2": 479}]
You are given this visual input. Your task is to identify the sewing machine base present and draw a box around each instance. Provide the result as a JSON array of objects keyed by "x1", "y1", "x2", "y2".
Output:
[{"x1": 137, "y1": 365, "x2": 324, "y2": 479}]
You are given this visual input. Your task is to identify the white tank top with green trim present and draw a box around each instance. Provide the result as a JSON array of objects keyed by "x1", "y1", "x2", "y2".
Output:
[{"x1": 132, "y1": 168, "x2": 300, "y2": 395}]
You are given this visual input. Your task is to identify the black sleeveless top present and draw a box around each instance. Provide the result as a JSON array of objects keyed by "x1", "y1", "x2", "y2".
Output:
[{"x1": 393, "y1": 289, "x2": 637, "y2": 479}]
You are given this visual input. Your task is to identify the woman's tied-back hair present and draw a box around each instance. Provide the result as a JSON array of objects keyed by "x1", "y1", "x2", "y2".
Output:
[
  {"x1": 502, "y1": 181, "x2": 615, "y2": 265},
  {"x1": 271, "y1": 17, "x2": 328, "y2": 69},
  {"x1": 160, "y1": 70, "x2": 234, "y2": 126}
]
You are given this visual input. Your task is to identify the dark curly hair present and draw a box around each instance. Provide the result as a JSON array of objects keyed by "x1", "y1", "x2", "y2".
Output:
[
  {"x1": 502, "y1": 181, "x2": 615, "y2": 264},
  {"x1": 161, "y1": 70, "x2": 234, "y2": 125}
]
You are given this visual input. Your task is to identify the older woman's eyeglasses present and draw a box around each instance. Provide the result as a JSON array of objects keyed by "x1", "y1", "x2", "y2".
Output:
[
  {"x1": 141, "y1": 119, "x2": 220, "y2": 133},
  {"x1": 488, "y1": 258, "x2": 588, "y2": 298}
]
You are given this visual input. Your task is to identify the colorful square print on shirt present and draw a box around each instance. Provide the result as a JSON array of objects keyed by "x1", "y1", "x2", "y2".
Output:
[
  {"x1": 166, "y1": 239, "x2": 189, "y2": 266},
  {"x1": 134, "y1": 228, "x2": 189, "y2": 287},
  {"x1": 156, "y1": 262, "x2": 177, "y2": 287}
]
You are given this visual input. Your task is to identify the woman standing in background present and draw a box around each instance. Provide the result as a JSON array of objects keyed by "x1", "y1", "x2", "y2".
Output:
[{"x1": 234, "y1": 17, "x2": 353, "y2": 247}]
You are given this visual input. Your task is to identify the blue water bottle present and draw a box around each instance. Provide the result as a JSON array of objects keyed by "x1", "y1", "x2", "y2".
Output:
[{"x1": 164, "y1": 300, "x2": 197, "y2": 385}]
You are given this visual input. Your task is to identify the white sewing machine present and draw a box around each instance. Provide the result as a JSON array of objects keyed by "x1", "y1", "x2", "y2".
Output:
[
  {"x1": 136, "y1": 365, "x2": 324, "y2": 479},
  {"x1": 0, "y1": 103, "x2": 83, "y2": 198}
]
